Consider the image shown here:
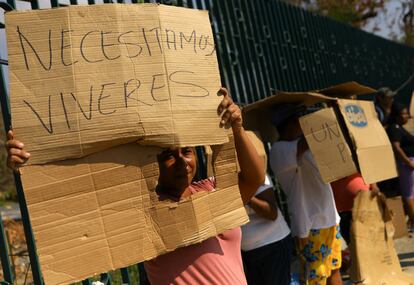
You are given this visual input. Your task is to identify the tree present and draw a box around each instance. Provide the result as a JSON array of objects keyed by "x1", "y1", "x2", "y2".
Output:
[
  {"x1": 402, "y1": 0, "x2": 414, "y2": 46},
  {"x1": 285, "y1": 0, "x2": 414, "y2": 47}
]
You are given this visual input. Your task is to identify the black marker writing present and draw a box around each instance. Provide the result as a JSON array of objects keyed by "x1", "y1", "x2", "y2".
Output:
[
  {"x1": 17, "y1": 26, "x2": 52, "y2": 71},
  {"x1": 169, "y1": 70, "x2": 209, "y2": 97},
  {"x1": 23, "y1": 96, "x2": 53, "y2": 134}
]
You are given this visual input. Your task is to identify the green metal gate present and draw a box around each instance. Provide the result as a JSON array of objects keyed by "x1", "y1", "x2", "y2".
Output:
[{"x1": 1, "y1": 0, "x2": 414, "y2": 284}]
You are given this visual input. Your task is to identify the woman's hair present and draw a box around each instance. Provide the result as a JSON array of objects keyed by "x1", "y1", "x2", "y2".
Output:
[{"x1": 389, "y1": 102, "x2": 407, "y2": 124}]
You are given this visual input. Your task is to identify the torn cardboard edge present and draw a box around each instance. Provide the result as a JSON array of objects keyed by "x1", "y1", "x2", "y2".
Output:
[
  {"x1": 243, "y1": 81, "x2": 376, "y2": 113},
  {"x1": 350, "y1": 191, "x2": 414, "y2": 284},
  {"x1": 242, "y1": 81, "x2": 375, "y2": 143},
  {"x1": 20, "y1": 135, "x2": 248, "y2": 285}
]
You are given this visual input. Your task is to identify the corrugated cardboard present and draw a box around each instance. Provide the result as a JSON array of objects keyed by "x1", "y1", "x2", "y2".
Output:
[
  {"x1": 242, "y1": 81, "x2": 374, "y2": 143},
  {"x1": 300, "y1": 99, "x2": 397, "y2": 184},
  {"x1": 6, "y1": 4, "x2": 227, "y2": 165},
  {"x1": 386, "y1": 196, "x2": 409, "y2": 239},
  {"x1": 20, "y1": 137, "x2": 248, "y2": 285},
  {"x1": 299, "y1": 107, "x2": 357, "y2": 183},
  {"x1": 350, "y1": 191, "x2": 414, "y2": 284},
  {"x1": 243, "y1": 82, "x2": 396, "y2": 184},
  {"x1": 337, "y1": 99, "x2": 397, "y2": 184}
]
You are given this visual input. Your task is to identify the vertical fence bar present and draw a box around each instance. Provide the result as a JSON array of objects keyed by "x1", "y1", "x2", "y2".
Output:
[
  {"x1": 245, "y1": 0, "x2": 272, "y2": 100},
  {"x1": 0, "y1": 67, "x2": 44, "y2": 284},
  {"x1": 255, "y1": 0, "x2": 280, "y2": 94},
  {"x1": 82, "y1": 279, "x2": 92, "y2": 285},
  {"x1": 100, "y1": 272, "x2": 112, "y2": 285},
  {"x1": 0, "y1": 213, "x2": 13, "y2": 284},
  {"x1": 266, "y1": 0, "x2": 289, "y2": 91},
  {"x1": 30, "y1": 0, "x2": 40, "y2": 10},
  {"x1": 120, "y1": 268, "x2": 131, "y2": 284}
]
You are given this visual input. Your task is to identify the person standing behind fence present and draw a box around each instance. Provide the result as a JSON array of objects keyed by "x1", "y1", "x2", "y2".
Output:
[
  {"x1": 240, "y1": 132, "x2": 292, "y2": 285},
  {"x1": 269, "y1": 104, "x2": 343, "y2": 285},
  {"x1": 375, "y1": 87, "x2": 395, "y2": 128},
  {"x1": 387, "y1": 102, "x2": 414, "y2": 232}
]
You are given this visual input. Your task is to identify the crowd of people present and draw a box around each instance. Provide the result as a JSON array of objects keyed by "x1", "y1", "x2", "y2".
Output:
[{"x1": 5, "y1": 86, "x2": 414, "y2": 285}]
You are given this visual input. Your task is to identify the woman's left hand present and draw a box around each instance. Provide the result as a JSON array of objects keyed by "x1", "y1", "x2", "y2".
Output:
[{"x1": 217, "y1": 87, "x2": 242, "y2": 132}]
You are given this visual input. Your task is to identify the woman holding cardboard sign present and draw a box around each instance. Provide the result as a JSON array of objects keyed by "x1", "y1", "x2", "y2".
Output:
[
  {"x1": 6, "y1": 87, "x2": 265, "y2": 285},
  {"x1": 387, "y1": 102, "x2": 414, "y2": 232}
]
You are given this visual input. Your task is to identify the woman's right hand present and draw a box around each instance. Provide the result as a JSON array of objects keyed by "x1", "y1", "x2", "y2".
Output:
[
  {"x1": 409, "y1": 160, "x2": 414, "y2": 170},
  {"x1": 5, "y1": 130, "x2": 30, "y2": 171}
]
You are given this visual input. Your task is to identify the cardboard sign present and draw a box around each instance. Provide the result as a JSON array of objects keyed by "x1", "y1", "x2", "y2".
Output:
[
  {"x1": 243, "y1": 82, "x2": 396, "y2": 184},
  {"x1": 243, "y1": 81, "x2": 375, "y2": 144},
  {"x1": 386, "y1": 196, "x2": 409, "y2": 239},
  {"x1": 6, "y1": 4, "x2": 227, "y2": 165},
  {"x1": 299, "y1": 108, "x2": 357, "y2": 183},
  {"x1": 337, "y1": 99, "x2": 397, "y2": 184},
  {"x1": 351, "y1": 191, "x2": 414, "y2": 284},
  {"x1": 20, "y1": 138, "x2": 247, "y2": 285}
]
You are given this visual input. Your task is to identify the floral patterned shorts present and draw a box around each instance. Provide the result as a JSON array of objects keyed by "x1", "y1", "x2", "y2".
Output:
[{"x1": 298, "y1": 225, "x2": 342, "y2": 285}]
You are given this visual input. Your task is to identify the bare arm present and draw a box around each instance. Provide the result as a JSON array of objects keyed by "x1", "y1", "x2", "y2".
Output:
[
  {"x1": 392, "y1": 141, "x2": 414, "y2": 169},
  {"x1": 248, "y1": 187, "x2": 278, "y2": 220},
  {"x1": 218, "y1": 88, "x2": 265, "y2": 204}
]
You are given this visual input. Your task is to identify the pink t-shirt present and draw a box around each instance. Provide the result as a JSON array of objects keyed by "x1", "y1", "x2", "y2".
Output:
[
  {"x1": 144, "y1": 178, "x2": 246, "y2": 285},
  {"x1": 331, "y1": 173, "x2": 370, "y2": 212}
]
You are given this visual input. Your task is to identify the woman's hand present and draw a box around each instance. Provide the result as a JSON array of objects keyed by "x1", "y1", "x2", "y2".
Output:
[
  {"x1": 217, "y1": 87, "x2": 243, "y2": 132},
  {"x1": 5, "y1": 130, "x2": 30, "y2": 171}
]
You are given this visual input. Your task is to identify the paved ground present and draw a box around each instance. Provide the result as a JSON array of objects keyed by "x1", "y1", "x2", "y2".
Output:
[
  {"x1": 395, "y1": 232, "x2": 414, "y2": 275},
  {"x1": 1, "y1": 203, "x2": 414, "y2": 284}
]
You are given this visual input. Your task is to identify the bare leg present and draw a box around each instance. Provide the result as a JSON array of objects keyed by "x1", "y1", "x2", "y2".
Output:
[{"x1": 327, "y1": 269, "x2": 343, "y2": 285}]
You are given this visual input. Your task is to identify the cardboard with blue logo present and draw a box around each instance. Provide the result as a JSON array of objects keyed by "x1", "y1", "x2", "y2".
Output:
[
  {"x1": 300, "y1": 98, "x2": 397, "y2": 184},
  {"x1": 243, "y1": 82, "x2": 397, "y2": 184}
]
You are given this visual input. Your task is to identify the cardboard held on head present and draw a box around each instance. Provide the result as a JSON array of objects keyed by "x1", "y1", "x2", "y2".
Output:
[
  {"x1": 243, "y1": 82, "x2": 397, "y2": 184},
  {"x1": 6, "y1": 3, "x2": 227, "y2": 165}
]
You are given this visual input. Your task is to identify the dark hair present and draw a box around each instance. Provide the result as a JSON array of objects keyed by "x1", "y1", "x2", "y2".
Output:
[{"x1": 389, "y1": 102, "x2": 407, "y2": 124}]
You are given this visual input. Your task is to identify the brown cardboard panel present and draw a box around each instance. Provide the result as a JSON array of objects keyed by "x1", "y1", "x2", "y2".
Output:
[
  {"x1": 337, "y1": 99, "x2": 397, "y2": 184},
  {"x1": 351, "y1": 191, "x2": 414, "y2": 284},
  {"x1": 316, "y1": 81, "x2": 376, "y2": 98},
  {"x1": 243, "y1": 81, "x2": 374, "y2": 114},
  {"x1": 242, "y1": 82, "x2": 375, "y2": 144},
  {"x1": 6, "y1": 4, "x2": 227, "y2": 165},
  {"x1": 386, "y1": 196, "x2": 409, "y2": 239},
  {"x1": 20, "y1": 140, "x2": 248, "y2": 285},
  {"x1": 243, "y1": 91, "x2": 334, "y2": 113},
  {"x1": 299, "y1": 108, "x2": 357, "y2": 183},
  {"x1": 243, "y1": 82, "x2": 396, "y2": 184}
]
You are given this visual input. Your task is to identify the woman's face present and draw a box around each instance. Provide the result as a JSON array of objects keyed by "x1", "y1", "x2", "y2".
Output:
[
  {"x1": 157, "y1": 147, "x2": 197, "y2": 195},
  {"x1": 399, "y1": 108, "x2": 410, "y2": 125}
]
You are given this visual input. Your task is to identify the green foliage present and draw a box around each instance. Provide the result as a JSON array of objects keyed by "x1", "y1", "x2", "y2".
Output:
[{"x1": 285, "y1": 0, "x2": 414, "y2": 47}]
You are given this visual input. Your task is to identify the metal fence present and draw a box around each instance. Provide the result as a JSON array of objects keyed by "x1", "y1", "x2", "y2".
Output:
[{"x1": 1, "y1": 0, "x2": 414, "y2": 284}]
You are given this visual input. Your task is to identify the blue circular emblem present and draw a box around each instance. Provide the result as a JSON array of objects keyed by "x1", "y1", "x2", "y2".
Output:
[{"x1": 344, "y1": 104, "x2": 367, "y2": 127}]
